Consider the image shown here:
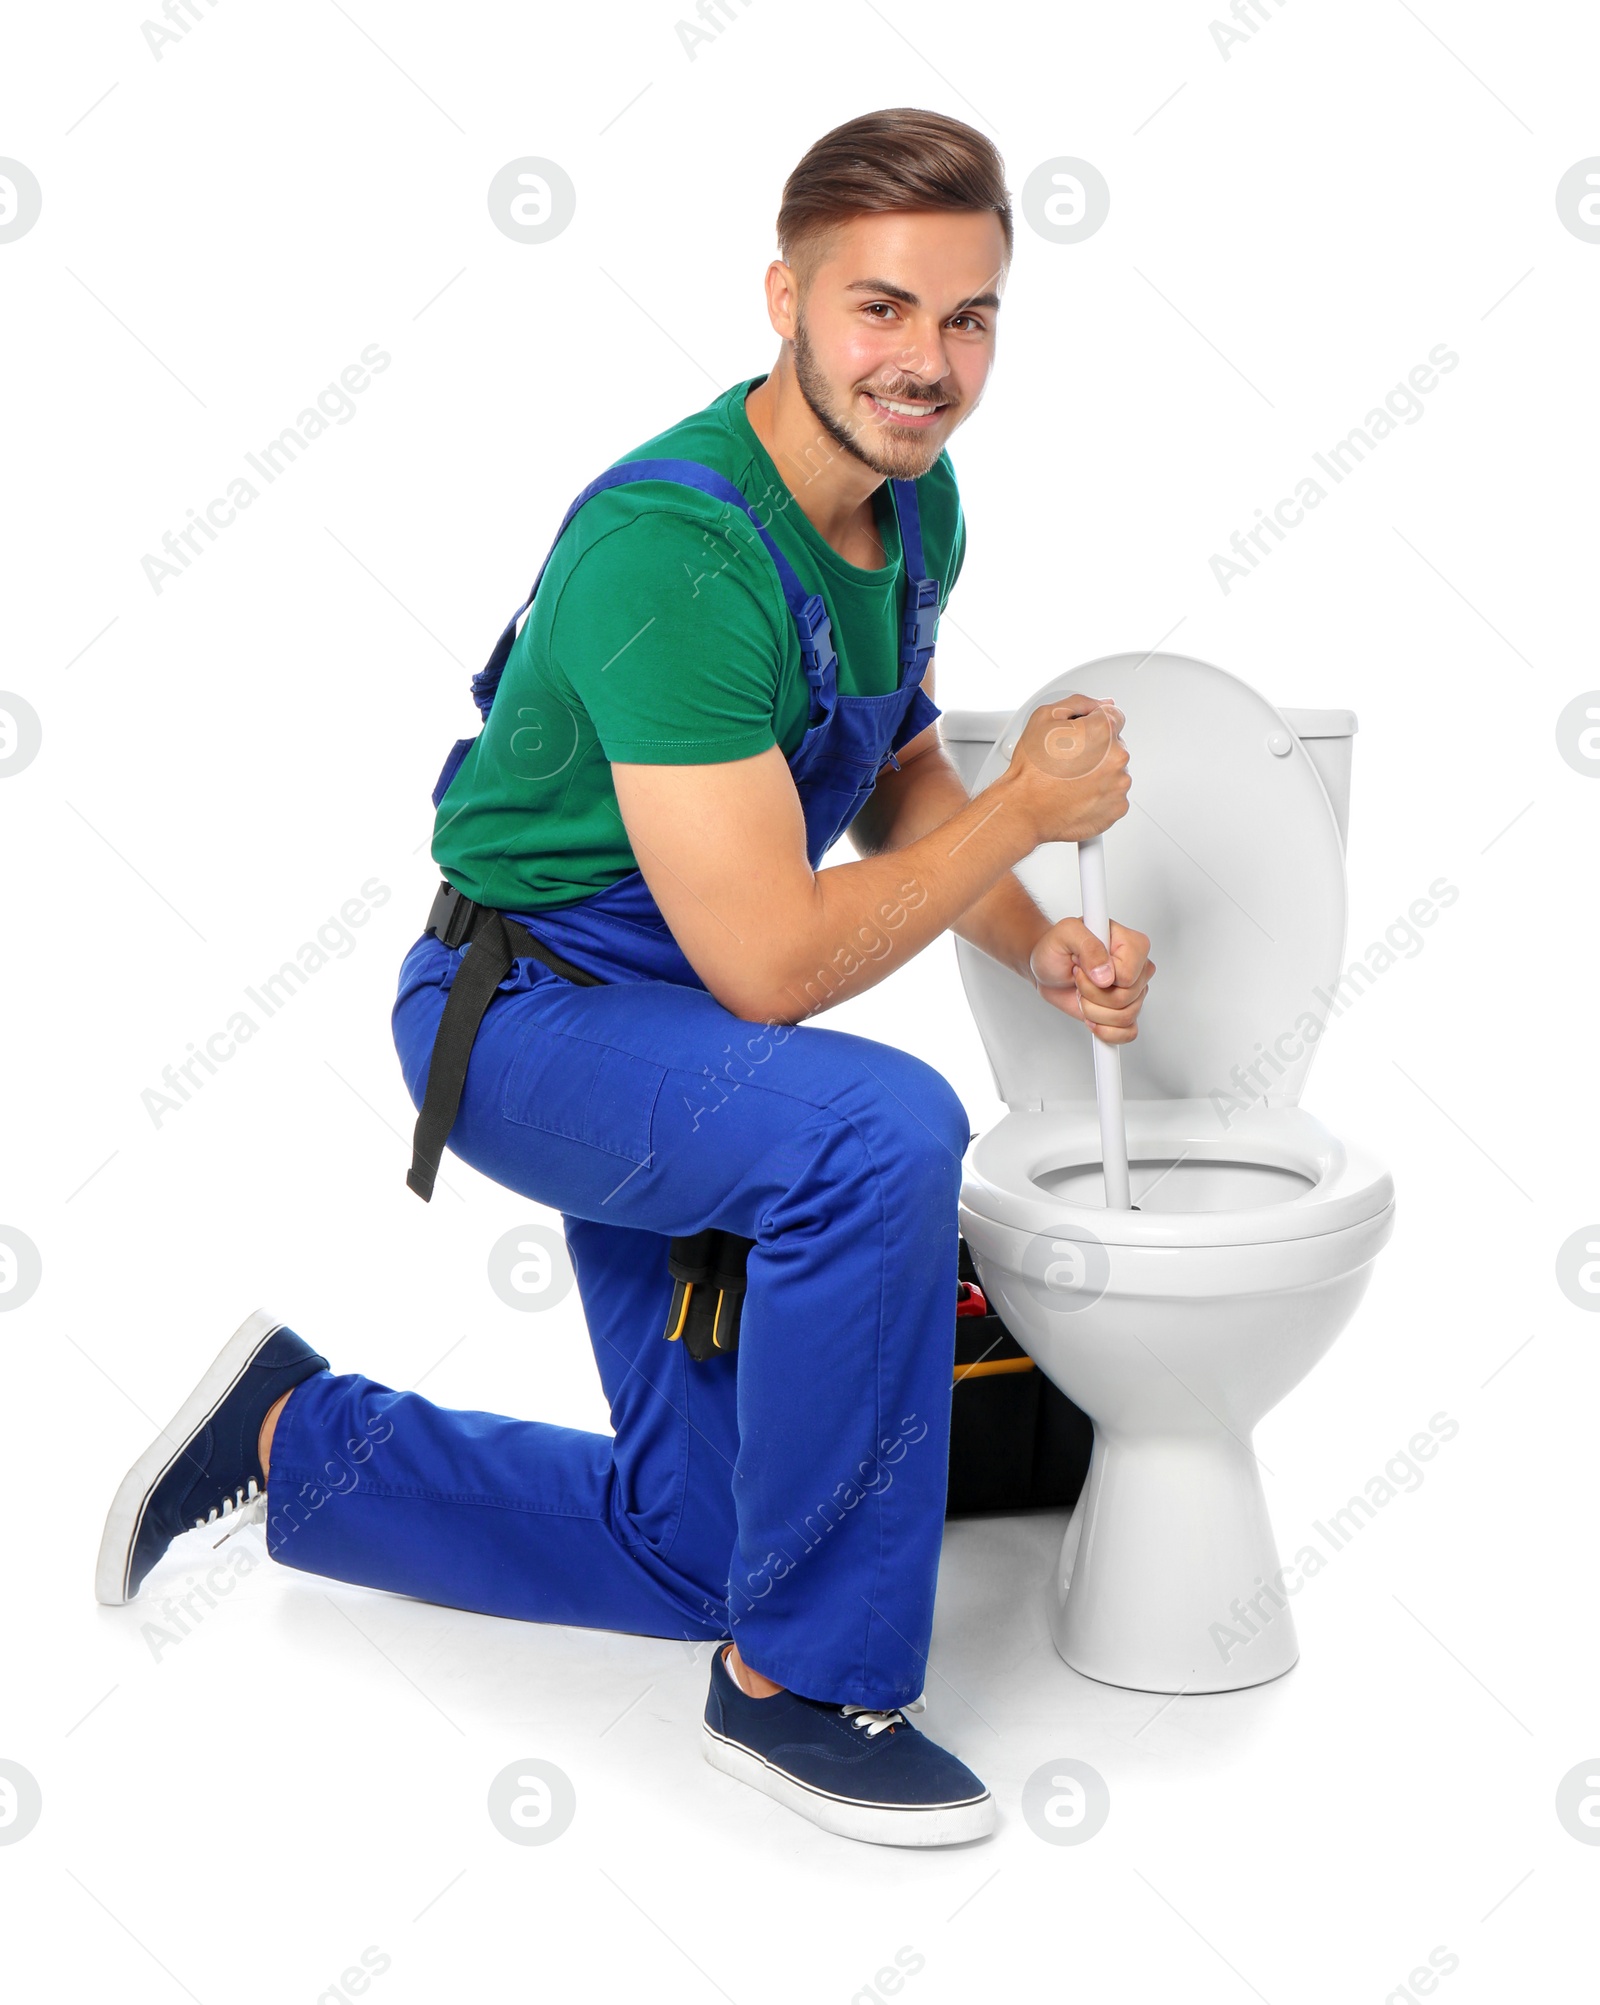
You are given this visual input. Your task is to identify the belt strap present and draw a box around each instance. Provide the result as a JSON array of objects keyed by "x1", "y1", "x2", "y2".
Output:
[{"x1": 406, "y1": 882, "x2": 603, "y2": 1202}]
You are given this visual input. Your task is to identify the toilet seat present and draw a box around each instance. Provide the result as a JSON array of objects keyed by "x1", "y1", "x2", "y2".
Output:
[
  {"x1": 955, "y1": 651, "x2": 1351, "y2": 1117},
  {"x1": 962, "y1": 1100, "x2": 1394, "y2": 1252}
]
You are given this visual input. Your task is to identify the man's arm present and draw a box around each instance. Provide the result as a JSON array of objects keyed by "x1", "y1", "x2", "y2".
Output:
[
  {"x1": 611, "y1": 691, "x2": 1136, "y2": 1026},
  {"x1": 847, "y1": 688, "x2": 1053, "y2": 983},
  {"x1": 847, "y1": 667, "x2": 1155, "y2": 1040}
]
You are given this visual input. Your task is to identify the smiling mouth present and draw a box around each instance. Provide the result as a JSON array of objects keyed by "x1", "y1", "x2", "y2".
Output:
[{"x1": 865, "y1": 391, "x2": 949, "y2": 425}]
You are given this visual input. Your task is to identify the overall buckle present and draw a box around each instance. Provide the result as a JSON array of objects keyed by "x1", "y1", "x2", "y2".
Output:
[
  {"x1": 794, "y1": 593, "x2": 838, "y2": 700},
  {"x1": 901, "y1": 577, "x2": 940, "y2": 671}
]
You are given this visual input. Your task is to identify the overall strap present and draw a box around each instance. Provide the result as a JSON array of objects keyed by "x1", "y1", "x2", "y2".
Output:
[
  {"x1": 888, "y1": 477, "x2": 941, "y2": 689},
  {"x1": 470, "y1": 458, "x2": 840, "y2": 727}
]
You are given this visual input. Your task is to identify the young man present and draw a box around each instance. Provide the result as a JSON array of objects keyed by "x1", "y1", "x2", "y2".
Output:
[{"x1": 97, "y1": 108, "x2": 1152, "y2": 1848}]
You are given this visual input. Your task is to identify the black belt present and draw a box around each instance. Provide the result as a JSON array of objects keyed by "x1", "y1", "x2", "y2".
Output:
[{"x1": 406, "y1": 880, "x2": 603, "y2": 1202}]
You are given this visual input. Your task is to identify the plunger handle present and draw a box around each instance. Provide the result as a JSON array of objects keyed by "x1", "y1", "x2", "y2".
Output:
[{"x1": 1077, "y1": 834, "x2": 1133, "y2": 1210}]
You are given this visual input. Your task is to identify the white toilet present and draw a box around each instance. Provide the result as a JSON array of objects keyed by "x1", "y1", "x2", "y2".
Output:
[{"x1": 942, "y1": 653, "x2": 1395, "y2": 1696}]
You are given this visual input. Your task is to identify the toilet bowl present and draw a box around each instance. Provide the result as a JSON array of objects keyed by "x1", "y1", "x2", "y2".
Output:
[{"x1": 943, "y1": 653, "x2": 1396, "y2": 1695}]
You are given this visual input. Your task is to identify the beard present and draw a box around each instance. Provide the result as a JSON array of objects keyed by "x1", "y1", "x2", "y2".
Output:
[{"x1": 790, "y1": 310, "x2": 953, "y2": 483}]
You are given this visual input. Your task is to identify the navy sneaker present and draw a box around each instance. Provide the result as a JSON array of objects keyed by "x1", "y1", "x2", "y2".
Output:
[
  {"x1": 702, "y1": 1642, "x2": 996, "y2": 1846},
  {"x1": 95, "y1": 1310, "x2": 329, "y2": 1605}
]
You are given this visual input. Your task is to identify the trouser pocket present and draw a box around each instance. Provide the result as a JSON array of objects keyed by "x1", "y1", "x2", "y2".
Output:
[{"x1": 500, "y1": 1020, "x2": 667, "y2": 1164}]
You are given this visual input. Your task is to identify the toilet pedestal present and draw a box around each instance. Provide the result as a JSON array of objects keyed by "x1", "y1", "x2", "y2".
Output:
[{"x1": 1051, "y1": 1428, "x2": 1299, "y2": 1694}]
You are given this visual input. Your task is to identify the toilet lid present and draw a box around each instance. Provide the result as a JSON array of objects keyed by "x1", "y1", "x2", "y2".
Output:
[{"x1": 956, "y1": 653, "x2": 1348, "y2": 1112}]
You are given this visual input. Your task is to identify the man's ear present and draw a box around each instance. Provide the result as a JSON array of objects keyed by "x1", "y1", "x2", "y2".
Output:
[{"x1": 764, "y1": 259, "x2": 801, "y2": 341}]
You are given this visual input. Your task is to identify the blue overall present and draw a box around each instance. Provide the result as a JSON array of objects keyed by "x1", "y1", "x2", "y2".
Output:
[{"x1": 265, "y1": 462, "x2": 972, "y2": 1709}]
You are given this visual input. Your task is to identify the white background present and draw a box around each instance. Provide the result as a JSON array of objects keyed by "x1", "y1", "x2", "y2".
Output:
[{"x1": 2, "y1": 1, "x2": 1597, "y2": 1998}]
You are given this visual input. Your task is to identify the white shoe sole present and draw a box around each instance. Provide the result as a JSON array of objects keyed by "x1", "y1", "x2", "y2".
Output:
[
  {"x1": 702, "y1": 1723, "x2": 997, "y2": 1847},
  {"x1": 94, "y1": 1308, "x2": 286, "y2": 1606}
]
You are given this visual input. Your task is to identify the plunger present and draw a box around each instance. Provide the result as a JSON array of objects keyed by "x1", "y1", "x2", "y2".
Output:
[{"x1": 1076, "y1": 834, "x2": 1133, "y2": 1210}]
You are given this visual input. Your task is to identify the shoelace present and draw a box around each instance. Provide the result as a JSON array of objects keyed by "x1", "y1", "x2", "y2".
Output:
[
  {"x1": 195, "y1": 1479, "x2": 267, "y2": 1548},
  {"x1": 840, "y1": 1704, "x2": 909, "y2": 1737}
]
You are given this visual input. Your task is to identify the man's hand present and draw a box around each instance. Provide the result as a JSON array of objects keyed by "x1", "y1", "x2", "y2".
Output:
[
  {"x1": 1029, "y1": 916, "x2": 1153, "y2": 1044},
  {"x1": 1003, "y1": 695, "x2": 1130, "y2": 845}
]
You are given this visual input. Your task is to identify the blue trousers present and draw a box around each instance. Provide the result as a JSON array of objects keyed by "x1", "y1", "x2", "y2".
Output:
[{"x1": 264, "y1": 932, "x2": 971, "y2": 1709}]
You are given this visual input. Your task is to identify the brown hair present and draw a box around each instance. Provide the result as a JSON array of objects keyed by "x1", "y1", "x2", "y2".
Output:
[{"x1": 775, "y1": 108, "x2": 1013, "y2": 295}]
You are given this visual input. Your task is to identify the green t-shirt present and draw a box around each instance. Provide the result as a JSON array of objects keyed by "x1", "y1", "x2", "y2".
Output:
[{"x1": 431, "y1": 374, "x2": 966, "y2": 912}]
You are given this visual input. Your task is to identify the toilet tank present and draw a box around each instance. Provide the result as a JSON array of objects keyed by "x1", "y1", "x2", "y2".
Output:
[{"x1": 940, "y1": 704, "x2": 1357, "y2": 853}]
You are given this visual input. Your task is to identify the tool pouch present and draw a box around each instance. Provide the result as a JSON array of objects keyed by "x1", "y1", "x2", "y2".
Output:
[
  {"x1": 661, "y1": 1229, "x2": 753, "y2": 1362},
  {"x1": 945, "y1": 1237, "x2": 1093, "y2": 1516}
]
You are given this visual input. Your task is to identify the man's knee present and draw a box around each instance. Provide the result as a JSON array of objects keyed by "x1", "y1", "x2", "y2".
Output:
[{"x1": 872, "y1": 1054, "x2": 971, "y2": 1182}]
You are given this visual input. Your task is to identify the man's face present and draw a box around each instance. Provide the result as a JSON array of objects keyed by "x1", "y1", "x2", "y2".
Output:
[{"x1": 785, "y1": 208, "x2": 1006, "y2": 482}]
